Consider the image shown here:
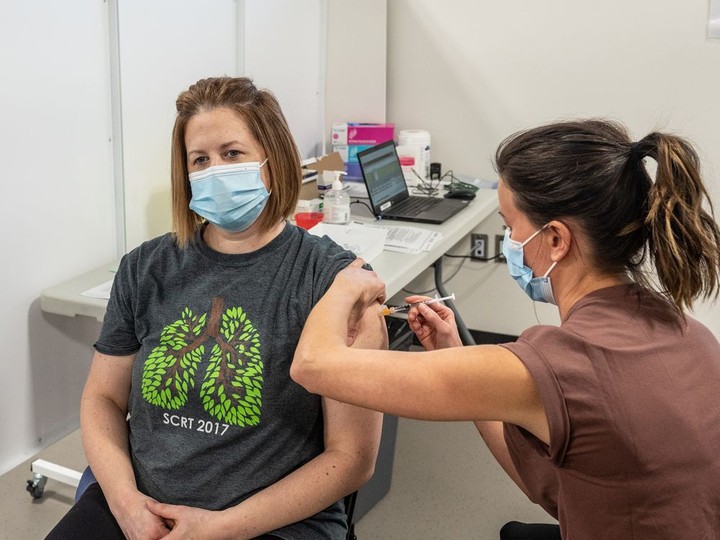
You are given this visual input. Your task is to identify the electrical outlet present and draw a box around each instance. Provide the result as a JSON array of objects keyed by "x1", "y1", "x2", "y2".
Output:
[
  {"x1": 470, "y1": 233, "x2": 488, "y2": 260},
  {"x1": 495, "y1": 234, "x2": 506, "y2": 263}
]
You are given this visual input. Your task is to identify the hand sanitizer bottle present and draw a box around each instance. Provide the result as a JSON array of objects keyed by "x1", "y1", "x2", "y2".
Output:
[{"x1": 323, "y1": 172, "x2": 350, "y2": 224}]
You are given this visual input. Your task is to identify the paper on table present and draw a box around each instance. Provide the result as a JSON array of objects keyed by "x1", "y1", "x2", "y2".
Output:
[
  {"x1": 81, "y1": 279, "x2": 114, "y2": 299},
  {"x1": 374, "y1": 224, "x2": 443, "y2": 254},
  {"x1": 308, "y1": 222, "x2": 387, "y2": 262}
]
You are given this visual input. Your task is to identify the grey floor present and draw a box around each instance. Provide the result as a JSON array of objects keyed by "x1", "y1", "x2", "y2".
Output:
[{"x1": 0, "y1": 420, "x2": 555, "y2": 540}]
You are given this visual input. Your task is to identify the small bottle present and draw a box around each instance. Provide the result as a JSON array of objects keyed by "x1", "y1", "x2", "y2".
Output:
[
  {"x1": 323, "y1": 173, "x2": 350, "y2": 224},
  {"x1": 317, "y1": 170, "x2": 335, "y2": 195},
  {"x1": 399, "y1": 155, "x2": 416, "y2": 184}
]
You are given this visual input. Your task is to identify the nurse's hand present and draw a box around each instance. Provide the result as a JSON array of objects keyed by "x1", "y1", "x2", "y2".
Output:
[
  {"x1": 406, "y1": 295, "x2": 462, "y2": 351},
  {"x1": 334, "y1": 258, "x2": 386, "y2": 304},
  {"x1": 330, "y1": 259, "x2": 387, "y2": 343}
]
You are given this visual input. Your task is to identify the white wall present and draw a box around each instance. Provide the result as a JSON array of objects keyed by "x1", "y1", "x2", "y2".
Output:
[
  {"x1": 387, "y1": 0, "x2": 720, "y2": 337},
  {"x1": 242, "y1": 0, "x2": 326, "y2": 160},
  {"x1": 324, "y1": 0, "x2": 388, "y2": 148},
  {"x1": 0, "y1": 1, "x2": 116, "y2": 474},
  {"x1": 119, "y1": 0, "x2": 238, "y2": 251}
]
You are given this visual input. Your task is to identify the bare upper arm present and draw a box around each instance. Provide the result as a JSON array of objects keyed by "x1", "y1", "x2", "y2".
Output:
[
  {"x1": 322, "y1": 396, "x2": 382, "y2": 460},
  {"x1": 81, "y1": 350, "x2": 136, "y2": 415},
  {"x1": 434, "y1": 345, "x2": 549, "y2": 444},
  {"x1": 433, "y1": 346, "x2": 550, "y2": 443},
  {"x1": 322, "y1": 302, "x2": 386, "y2": 458},
  {"x1": 348, "y1": 300, "x2": 389, "y2": 351}
]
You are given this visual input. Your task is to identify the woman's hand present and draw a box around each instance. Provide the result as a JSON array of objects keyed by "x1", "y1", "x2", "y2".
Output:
[
  {"x1": 145, "y1": 500, "x2": 229, "y2": 540},
  {"x1": 115, "y1": 493, "x2": 172, "y2": 540},
  {"x1": 406, "y1": 295, "x2": 462, "y2": 350}
]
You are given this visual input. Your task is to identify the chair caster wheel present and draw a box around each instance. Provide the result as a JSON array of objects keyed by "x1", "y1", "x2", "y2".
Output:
[{"x1": 26, "y1": 474, "x2": 47, "y2": 499}]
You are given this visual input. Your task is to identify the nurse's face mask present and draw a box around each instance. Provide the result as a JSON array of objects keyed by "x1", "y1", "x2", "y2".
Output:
[
  {"x1": 188, "y1": 159, "x2": 269, "y2": 232},
  {"x1": 502, "y1": 225, "x2": 558, "y2": 304}
]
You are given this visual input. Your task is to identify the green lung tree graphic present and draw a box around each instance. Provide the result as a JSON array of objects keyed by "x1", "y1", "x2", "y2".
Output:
[
  {"x1": 200, "y1": 306, "x2": 263, "y2": 426},
  {"x1": 142, "y1": 307, "x2": 207, "y2": 409},
  {"x1": 141, "y1": 298, "x2": 264, "y2": 426}
]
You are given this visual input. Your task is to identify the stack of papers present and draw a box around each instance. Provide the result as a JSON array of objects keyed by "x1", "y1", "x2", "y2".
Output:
[
  {"x1": 308, "y1": 222, "x2": 387, "y2": 262},
  {"x1": 375, "y1": 224, "x2": 443, "y2": 253},
  {"x1": 309, "y1": 221, "x2": 442, "y2": 256}
]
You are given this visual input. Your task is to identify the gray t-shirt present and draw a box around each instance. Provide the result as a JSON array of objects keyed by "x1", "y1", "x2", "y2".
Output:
[{"x1": 95, "y1": 222, "x2": 354, "y2": 539}]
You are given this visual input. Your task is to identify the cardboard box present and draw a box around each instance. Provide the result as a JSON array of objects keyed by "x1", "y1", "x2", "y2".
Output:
[
  {"x1": 331, "y1": 122, "x2": 395, "y2": 146},
  {"x1": 301, "y1": 151, "x2": 347, "y2": 193}
]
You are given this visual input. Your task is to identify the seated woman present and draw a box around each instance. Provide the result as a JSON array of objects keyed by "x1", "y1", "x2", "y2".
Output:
[{"x1": 47, "y1": 77, "x2": 386, "y2": 540}]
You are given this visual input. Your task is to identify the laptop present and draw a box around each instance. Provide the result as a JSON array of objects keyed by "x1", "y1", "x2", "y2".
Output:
[{"x1": 357, "y1": 140, "x2": 470, "y2": 224}]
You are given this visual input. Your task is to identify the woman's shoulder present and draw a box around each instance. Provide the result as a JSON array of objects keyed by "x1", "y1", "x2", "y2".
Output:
[
  {"x1": 125, "y1": 232, "x2": 177, "y2": 255},
  {"x1": 118, "y1": 232, "x2": 179, "y2": 272},
  {"x1": 290, "y1": 223, "x2": 355, "y2": 260}
]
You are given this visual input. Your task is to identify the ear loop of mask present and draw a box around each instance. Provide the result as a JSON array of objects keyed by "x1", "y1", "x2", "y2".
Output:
[{"x1": 532, "y1": 227, "x2": 559, "y2": 322}]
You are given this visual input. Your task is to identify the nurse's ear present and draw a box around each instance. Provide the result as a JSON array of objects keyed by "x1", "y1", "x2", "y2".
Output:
[{"x1": 544, "y1": 220, "x2": 573, "y2": 263}]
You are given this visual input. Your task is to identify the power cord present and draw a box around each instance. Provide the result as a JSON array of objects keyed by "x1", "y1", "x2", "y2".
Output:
[
  {"x1": 410, "y1": 168, "x2": 442, "y2": 196},
  {"x1": 401, "y1": 243, "x2": 500, "y2": 295},
  {"x1": 444, "y1": 252, "x2": 502, "y2": 262},
  {"x1": 401, "y1": 255, "x2": 467, "y2": 296},
  {"x1": 350, "y1": 200, "x2": 375, "y2": 214},
  {"x1": 441, "y1": 170, "x2": 480, "y2": 193}
]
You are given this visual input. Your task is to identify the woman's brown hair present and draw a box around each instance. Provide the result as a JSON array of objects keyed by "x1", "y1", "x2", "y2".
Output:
[
  {"x1": 495, "y1": 119, "x2": 720, "y2": 312},
  {"x1": 171, "y1": 77, "x2": 301, "y2": 246}
]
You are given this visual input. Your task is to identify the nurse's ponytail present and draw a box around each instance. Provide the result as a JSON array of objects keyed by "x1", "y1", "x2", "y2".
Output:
[{"x1": 634, "y1": 133, "x2": 720, "y2": 311}]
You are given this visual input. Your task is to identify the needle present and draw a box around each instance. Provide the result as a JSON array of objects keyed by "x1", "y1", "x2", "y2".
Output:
[{"x1": 379, "y1": 293, "x2": 456, "y2": 317}]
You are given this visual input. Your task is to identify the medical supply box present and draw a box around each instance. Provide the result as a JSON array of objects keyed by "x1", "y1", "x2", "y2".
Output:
[
  {"x1": 331, "y1": 122, "x2": 395, "y2": 145},
  {"x1": 331, "y1": 123, "x2": 395, "y2": 180}
]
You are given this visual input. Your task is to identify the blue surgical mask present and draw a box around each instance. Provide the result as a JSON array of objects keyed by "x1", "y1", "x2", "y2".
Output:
[
  {"x1": 502, "y1": 226, "x2": 558, "y2": 304},
  {"x1": 189, "y1": 160, "x2": 269, "y2": 232}
]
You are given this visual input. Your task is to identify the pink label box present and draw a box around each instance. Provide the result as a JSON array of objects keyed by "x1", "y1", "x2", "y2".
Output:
[{"x1": 331, "y1": 122, "x2": 395, "y2": 146}]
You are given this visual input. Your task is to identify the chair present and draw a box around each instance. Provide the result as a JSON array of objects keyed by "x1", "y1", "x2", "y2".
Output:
[
  {"x1": 499, "y1": 520, "x2": 562, "y2": 539},
  {"x1": 74, "y1": 466, "x2": 97, "y2": 504},
  {"x1": 76, "y1": 467, "x2": 360, "y2": 539},
  {"x1": 344, "y1": 490, "x2": 358, "y2": 540}
]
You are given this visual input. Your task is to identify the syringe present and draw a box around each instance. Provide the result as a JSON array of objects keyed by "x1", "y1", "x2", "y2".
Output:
[{"x1": 379, "y1": 293, "x2": 456, "y2": 317}]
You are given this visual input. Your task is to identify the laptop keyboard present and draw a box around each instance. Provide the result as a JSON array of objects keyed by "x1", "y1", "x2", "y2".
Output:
[{"x1": 392, "y1": 196, "x2": 439, "y2": 216}]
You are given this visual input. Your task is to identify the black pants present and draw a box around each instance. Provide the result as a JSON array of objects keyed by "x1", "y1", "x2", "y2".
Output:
[
  {"x1": 500, "y1": 520, "x2": 562, "y2": 540},
  {"x1": 45, "y1": 482, "x2": 282, "y2": 540}
]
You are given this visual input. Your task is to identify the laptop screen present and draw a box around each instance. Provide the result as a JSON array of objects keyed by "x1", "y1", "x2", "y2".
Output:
[{"x1": 357, "y1": 141, "x2": 409, "y2": 213}]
